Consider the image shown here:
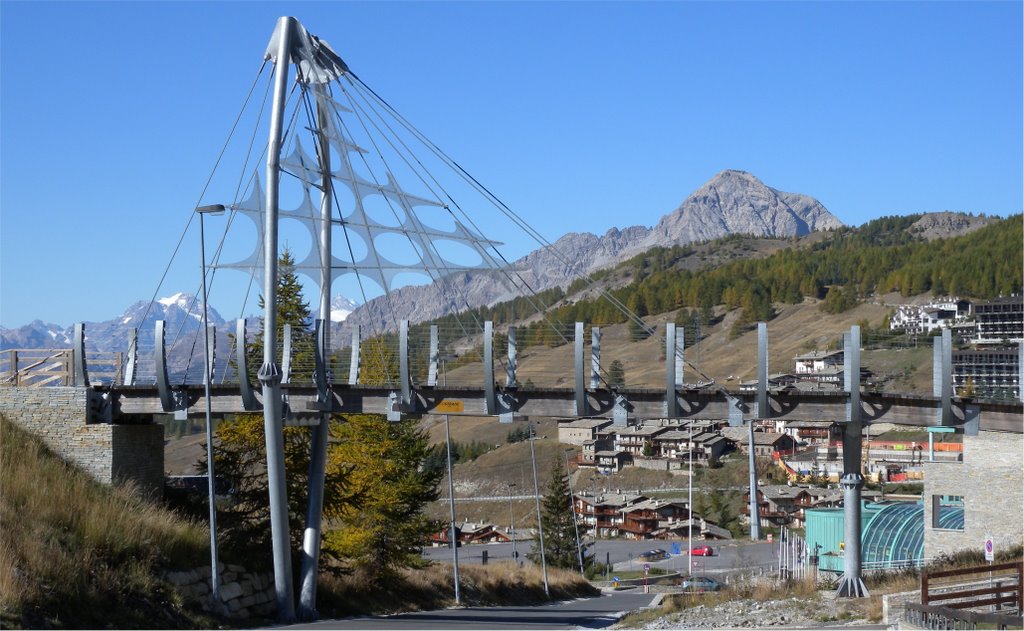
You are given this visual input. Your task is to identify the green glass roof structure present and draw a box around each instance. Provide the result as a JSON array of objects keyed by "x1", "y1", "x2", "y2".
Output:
[{"x1": 805, "y1": 501, "x2": 965, "y2": 571}]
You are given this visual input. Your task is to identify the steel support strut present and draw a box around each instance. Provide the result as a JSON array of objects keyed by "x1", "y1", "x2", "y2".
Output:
[
  {"x1": 298, "y1": 83, "x2": 334, "y2": 622},
  {"x1": 837, "y1": 325, "x2": 869, "y2": 598},
  {"x1": 261, "y1": 15, "x2": 296, "y2": 622}
]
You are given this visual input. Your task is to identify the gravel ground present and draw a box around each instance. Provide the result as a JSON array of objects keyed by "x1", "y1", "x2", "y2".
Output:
[{"x1": 617, "y1": 594, "x2": 874, "y2": 629}]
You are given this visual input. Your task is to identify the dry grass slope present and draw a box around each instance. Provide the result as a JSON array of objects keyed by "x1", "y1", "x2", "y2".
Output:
[{"x1": 0, "y1": 416, "x2": 215, "y2": 629}]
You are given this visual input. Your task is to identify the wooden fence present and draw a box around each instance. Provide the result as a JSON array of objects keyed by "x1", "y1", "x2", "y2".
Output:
[{"x1": 1, "y1": 349, "x2": 123, "y2": 387}]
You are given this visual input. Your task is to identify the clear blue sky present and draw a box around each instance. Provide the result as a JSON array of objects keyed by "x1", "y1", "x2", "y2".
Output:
[{"x1": 2, "y1": 1, "x2": 1021, "y2": 328}]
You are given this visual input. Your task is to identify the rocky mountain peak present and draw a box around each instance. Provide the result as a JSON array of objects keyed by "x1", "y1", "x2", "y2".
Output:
[{"x1": 641, "y1": 170, "x2": 843, "y2": 248}]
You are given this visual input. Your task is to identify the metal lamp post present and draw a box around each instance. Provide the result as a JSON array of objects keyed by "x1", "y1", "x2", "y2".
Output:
[
  {"x1": 196, "y1": 203, "x2": 225, "y2": 611},
  {"x1": 507, "y1": 481, "x2": 518, "y2": 566},
  {"x1": 440, "y1": 354, "x2": 460, "y2": 604},
  {"x1": 529, "y1": 422, "x2": 549, "y2": 597},
  {"x1": 688, "y1": 421, "x2": 693, "y2": 571},
  {"x1": 563, "y1": 448, "x2": 585, "y2": 575}
]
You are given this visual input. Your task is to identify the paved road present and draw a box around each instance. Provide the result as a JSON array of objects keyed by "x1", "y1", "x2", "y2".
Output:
[
  {"x1": 422, "y1": 539, "x2": 781, "y2": 577},
  {"x1": 286, "y1": 590, "x2": 657, "y2": 630}
]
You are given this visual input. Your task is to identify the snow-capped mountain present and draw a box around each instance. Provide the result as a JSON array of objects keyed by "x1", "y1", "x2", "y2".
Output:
[
  {"x1": 0, "y1": 293, "x2": 225, "y2": 352},
  {"x1": 330, "y1": 295, "x2": 358, "y2": 322}
]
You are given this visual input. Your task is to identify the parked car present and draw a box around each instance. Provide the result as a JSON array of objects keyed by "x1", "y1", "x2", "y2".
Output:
[
  {"x1": 680, "y1": 576, "x2": 721, "y2": 592},
  {"x1": 639, "y1": 548, "x2": 670, "y2": 561},
  {"x1": 691, "y1": 545, "x2": 714, "y2": 556}
]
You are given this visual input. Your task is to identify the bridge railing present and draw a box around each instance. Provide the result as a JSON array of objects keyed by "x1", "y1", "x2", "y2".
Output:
[
  {"x1": 0, "y1": 349, "x2": 123, "y2": 387},
  {"x1": 1, "y1": 349, "x2": 72, "y2": 387}
]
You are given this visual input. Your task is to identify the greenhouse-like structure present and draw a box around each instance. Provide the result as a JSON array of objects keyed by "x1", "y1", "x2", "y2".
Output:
[{"x1": 805, "y1": 501, "x2": 964, "y2": 572}]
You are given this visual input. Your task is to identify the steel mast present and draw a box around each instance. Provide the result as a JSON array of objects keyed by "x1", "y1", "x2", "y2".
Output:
[{"x1": 260, "y1": 15, "x2": 297, "y2": 623}]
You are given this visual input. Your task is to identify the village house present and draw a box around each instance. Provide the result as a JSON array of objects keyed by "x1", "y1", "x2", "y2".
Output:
[
  {"x1": 781, "y1": 420, "x2": 842, "y2": 446},
  {"x1": 721, "y1": 427, "x2": 798, "y2": 457},
  {"x1": 557, "y1": 418, "x2": 614, "y2": 446},
  {"x1": 619, "y1": 498, "x2": 691, "y2": 540},
  {"x1": 743, "y1": 485, "x2": 815, "y2": 528},
  {"x1": 595, "y1": 449, "x2": 631, "y2": 473},
  {"x1": 579, "y1": 431, "x2": 615, "y2": 467},
  {"x1": 616, "y1": 424, "x2": 670, "y2": 456},
  {"x1": 794, "y1": 350, "x2": 844, "y2": 374},
  {"x1": 574, "y1": 491, "x2": 646, "y2": 537}
]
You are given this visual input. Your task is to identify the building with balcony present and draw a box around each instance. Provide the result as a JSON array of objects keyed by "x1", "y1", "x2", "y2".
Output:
[
  {"x1": 972, "y1": 295, "x2": 1023, "y2": 345},
  {"x1": 952, "y1": 347, "x2": 1022, "y2": 401}
]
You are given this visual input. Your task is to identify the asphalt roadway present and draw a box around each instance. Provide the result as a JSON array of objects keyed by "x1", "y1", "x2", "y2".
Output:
[
  {"x1": 284, "y1": 590, "x2": 657, "y2": 630},
  {"x1": 421, "y1": 539, "x2": 782, "y2": 577}
]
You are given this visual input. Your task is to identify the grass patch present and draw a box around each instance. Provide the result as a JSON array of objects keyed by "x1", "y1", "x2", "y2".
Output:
[
  {"x1": 316, "y1": 561, "x2": 598, "y2": 616},
  {"x1": 0, "y1": 416, "x2": 216, "y2": 629}
]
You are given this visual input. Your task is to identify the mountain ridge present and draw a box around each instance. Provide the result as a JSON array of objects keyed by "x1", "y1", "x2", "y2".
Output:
[{"x1": 342, "y1": 169, "x2": 843, "y2": 331}]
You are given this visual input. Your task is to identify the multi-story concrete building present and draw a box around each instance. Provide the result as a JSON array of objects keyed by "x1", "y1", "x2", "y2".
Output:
[
  {"x1": 972, "y1": 295, "x2": 1023, "y2": 345},
  {"x1": 952, "y1": 346, "x2": 1022, "y2": 401}
]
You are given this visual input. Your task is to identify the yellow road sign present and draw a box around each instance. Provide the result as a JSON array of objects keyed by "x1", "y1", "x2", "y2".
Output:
[{"x1": 435, "y1": 399, "x2": 465, "y2": 413}]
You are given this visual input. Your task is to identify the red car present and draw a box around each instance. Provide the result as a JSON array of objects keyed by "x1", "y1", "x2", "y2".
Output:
[{"x1": 691, "y1": 545, "x2": 714, "y2": 556}]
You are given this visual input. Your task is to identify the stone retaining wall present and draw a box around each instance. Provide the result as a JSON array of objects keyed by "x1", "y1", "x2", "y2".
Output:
[
  {"x1": 0, "y1": 386, "x2": 164, "y2": 497},
  {"x1": 164, "y1": 564, "x2": 276, "y2": 620}
]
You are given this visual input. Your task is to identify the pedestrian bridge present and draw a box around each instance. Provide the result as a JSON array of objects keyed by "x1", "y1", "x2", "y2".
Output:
[{"x1": 5, "y1": 319, "x2": 1021, "y2": 434}]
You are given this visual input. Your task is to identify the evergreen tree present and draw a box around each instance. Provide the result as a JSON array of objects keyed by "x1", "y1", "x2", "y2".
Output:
[
  {"x1": 607, "y1": 360, "x2": 626, "y2": 388},
  {"x1": 528, "y1": 463, "x2": 590, "y2": 572},
  {"x1": 245, "y1": 248, "x2": 316, "y2": 383}
]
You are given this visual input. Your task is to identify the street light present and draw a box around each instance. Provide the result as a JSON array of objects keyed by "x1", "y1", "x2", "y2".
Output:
[
  {"x1": 563, "y1": 448, "x2": 585, "y2": 576},
  {"x1": 528, "y1": 422, "x2": 549, "y2": 597},
  {"x1": 507, "y1": 481, "x2": 518, "y2": 566},
  {"x1": 196, "y1": 203, "x2": 225, "y2": 611},
  {"x1": 688, "y1": 421, "x2": 693, "y2": 572},
  {"x1": 439, "y1": 353, "x2": 460, "y2": 605}
]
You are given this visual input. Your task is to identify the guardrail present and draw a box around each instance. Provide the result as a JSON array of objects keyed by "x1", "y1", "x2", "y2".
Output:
[{"x1": 903, "y1": 560, "x2": 1024, "y2": 629}]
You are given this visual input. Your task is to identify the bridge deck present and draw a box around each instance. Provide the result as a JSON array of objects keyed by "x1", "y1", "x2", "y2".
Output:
[{"x1": 108, "y1": 384, "x2": 1023, "y2": 433}]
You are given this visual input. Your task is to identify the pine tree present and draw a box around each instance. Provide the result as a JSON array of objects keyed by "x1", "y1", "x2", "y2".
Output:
[
  {"x1": 246, "y1": 248, "x2": 316, "y2": 383},
  {"x1": 528, "y1": 462, "x2": 590, "y2": 572},
  {"x1": 607, "y1": 360, "x2": 626, "y2": 388}
]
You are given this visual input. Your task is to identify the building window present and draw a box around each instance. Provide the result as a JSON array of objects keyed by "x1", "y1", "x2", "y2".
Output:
[{"x1": 931, "y1": 494, "x2": 965, "y2": 531}]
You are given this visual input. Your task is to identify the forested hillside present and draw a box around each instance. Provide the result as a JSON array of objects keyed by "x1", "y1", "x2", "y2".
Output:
[{"x1": 436, "y1": 214, "x2": 1021, "y2": 338}]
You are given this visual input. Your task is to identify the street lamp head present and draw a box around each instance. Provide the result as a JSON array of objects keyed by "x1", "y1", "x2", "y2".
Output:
[{"x1": 196, "y1": 204, "x2": 226, "y2": 215}]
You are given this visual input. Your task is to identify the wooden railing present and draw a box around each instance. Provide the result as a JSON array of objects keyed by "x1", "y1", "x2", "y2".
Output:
[
  {"x1": 1, "y1": 349, "x2": 123, "y2": 387},
  {"x1": 921, "y1": 560, "x2": 1022, "y2": 611}
]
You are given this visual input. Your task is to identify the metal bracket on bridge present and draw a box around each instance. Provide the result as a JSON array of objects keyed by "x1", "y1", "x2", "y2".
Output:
[
  {"x1": 349, "y1": 325, "x2": 361, "y2": 385},
  {"x1": 281, "y1": 324, "x2": 292, "y2": 385},
  {"x1": 400, "y1": 320, "x2": 412, "y2": 407},
  {"x1": 307, "y1": 318, "x2": 337, "y2": 413},
  {"x1": 575, "y1": 322, "x2": 587, "y2": 416},
  {"x1": 386, "y1": 391, "x2": 401, "y2": 422},
  {"x1": 497, "y1": 392, "x2": 517, "y2": 424},
  {"x1": 483, "y1": 321, "x2": 496, "y2": 415},
  {"x1": 933, "y1": 328, "x2": 952, "y2": 426},
  {"x1": 613, "y1": 393, "x2": 631, "y2": 426},
  {"x1": 756, "y1": 322, "x2": 768, "y2": 420},
  {"x1": 665, "y1": 323, "x2": 682, "y2": 417},
  {"x1": 123, "y1": 327, "x2": 138, "y2": 386},
  {"x1": 235, "y1": 319, "x2": 260, "y2": 412},
  {"x1": 205, "y1": 324, "x2": 216, "y2": 386},
  {"x1": 506, "y1": 327, "x2": 517, "y2": 388},
  {"x1": 427, "y1": 325, "x2": 439, "y2": 387},
  {"x1": 73, "y1": 323, "x2": 89, "y2": 387},
  {"x1": 962, "y1": 404, "x2": 980, "y2": 436},
  {"x1": 591, "y1": 326, "x2": 601, "y2": 390},
  {"x1": 155, "y1": 320, "x2": 174, "y2": 412},
  {"x1": 727, "y1": 395, "x2": 745, "y2": 427}
]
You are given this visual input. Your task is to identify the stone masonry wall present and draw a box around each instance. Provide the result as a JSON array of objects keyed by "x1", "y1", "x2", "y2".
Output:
[
  {"x1": 924, "y1": 432, "x2": 1024, "y2": 559},
  {"x1": 164, "y1": 564, "x2": 276, "y2": 620},
  {"x1": 0, "y1": 386, "x2": 164, "y2": 497}
]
